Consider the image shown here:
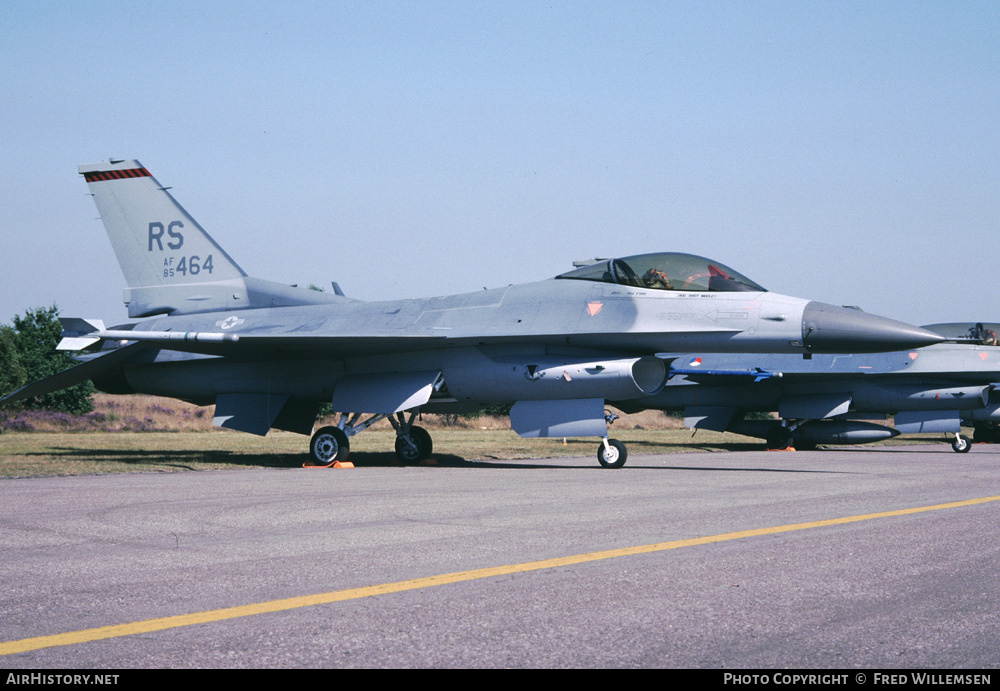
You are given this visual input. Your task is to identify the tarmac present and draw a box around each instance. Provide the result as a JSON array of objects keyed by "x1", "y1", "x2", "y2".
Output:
[{"x1": 1, "y1": 444, "x2": 998, "y2": 668}]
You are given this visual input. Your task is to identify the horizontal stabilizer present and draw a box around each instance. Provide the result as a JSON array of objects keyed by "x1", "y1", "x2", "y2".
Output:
[{"x1": 1, "y1": 343, "x2": 145, "y2": 407}]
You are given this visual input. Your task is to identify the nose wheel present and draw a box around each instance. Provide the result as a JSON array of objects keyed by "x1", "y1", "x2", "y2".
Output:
[
  {"x1": 951, "y1": 434, "x2": 971, "y2": 453},
  {"x1": 597, "y1": 438, "x2": 628, "y2": 468}
]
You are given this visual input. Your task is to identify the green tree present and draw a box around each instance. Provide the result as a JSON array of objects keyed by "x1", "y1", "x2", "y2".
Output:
[
  {"x1": 4, "y1": 306, "x2": 94, "y2": 414},
  {"x1": 0, "y1": 325, "x2": 26, "y2": 397}
]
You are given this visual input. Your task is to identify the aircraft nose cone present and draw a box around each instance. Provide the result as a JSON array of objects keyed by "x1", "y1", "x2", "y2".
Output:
[{"x1": 801, "y1": 302, "x2": 944, "y2": 353}]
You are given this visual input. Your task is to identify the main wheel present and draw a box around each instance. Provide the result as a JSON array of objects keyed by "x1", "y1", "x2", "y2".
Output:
[
  {"x1": 395, "y1": 425, "x2": 433, "y2": 463},
  {"x1": 973, "y1": 424, "x2": 999, "y2": 443},
  {"x1": 597, "y1": 438, "x2": 628, "y2": 468},
  {"x1": 310, "y1": 426, "x2": 350, "y2": 464},
  {"x1": 766, "y1": 427, "x2": 794, "y2": 451},
  {"x1": 952, "y1": 435, "x2": 971, "y2": 453}
]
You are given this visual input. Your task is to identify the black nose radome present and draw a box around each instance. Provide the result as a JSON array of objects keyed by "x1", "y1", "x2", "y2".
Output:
[{"x1": 802, "y1": 302, "x2": 944, "y2": 353}]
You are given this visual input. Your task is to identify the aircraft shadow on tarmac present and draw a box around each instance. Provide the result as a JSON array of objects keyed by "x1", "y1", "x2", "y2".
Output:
[
  {"x1": 38, "y1": 444, "x2": 857, "y2": 474},
  {"x1": 835, "y1": 443, "x2": 970, "y2": 454},
  {"x1": 35, "y1": 446, "x2": 293, "y2": 471}
]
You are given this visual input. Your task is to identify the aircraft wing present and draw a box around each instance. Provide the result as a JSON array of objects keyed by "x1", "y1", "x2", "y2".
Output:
[{"x1": 55, "y1": 323, "x2": 740, "y2": 359}]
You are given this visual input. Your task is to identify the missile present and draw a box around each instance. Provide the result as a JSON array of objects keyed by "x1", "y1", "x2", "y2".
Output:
[{"x1": 729, "y1": 419, "x2": 900, "y2": 446}]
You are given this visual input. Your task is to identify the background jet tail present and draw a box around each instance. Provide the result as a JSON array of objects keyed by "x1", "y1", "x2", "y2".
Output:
[{"x1": 80, "y1": 160, "x2": 346, "y2": 318}]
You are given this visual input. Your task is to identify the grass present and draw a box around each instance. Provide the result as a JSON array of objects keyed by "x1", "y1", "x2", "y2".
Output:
[
  {"x1": 0, "y1": 394, "x2": 957, "y2": 479},
  {"x1": 0, "y1": 428, "x2": 769, "y2": 478},
  {"x1": 0, "y1": 393, "x2": 684, "y2": 434}
]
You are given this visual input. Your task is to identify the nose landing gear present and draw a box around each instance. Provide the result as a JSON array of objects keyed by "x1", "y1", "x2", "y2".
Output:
[{"x1": 597, "y1": 438, "x2": 628, "y2": 468}]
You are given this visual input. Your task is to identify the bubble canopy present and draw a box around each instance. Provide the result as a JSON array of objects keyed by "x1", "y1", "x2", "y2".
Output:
[{"x1": 555, "y1": 252, "x2": 766, "y2": 293}]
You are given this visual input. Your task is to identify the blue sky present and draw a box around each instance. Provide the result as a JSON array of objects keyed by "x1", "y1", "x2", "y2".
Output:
[{"x1": 2, "y1": 1, "x2": 998, "y2": 327}]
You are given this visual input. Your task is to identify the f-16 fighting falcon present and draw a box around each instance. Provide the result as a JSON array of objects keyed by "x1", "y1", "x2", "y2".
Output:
[
  {"x1": 621, "y1": 323, "x2": 1000, "y2": 453},
  {"x1": 1, "y1": 160, "x2": 944, "y2": 467}
]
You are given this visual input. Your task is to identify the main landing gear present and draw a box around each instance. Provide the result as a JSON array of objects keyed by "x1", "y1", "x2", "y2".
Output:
[
  {"x1": 308, "y1": 405, "x2": 632, "y2": 468},
  {"x1": 310, "y1": 426, "x2": 350, "y2": 464},
  {"x1": 765, "y1": 426, "x2": 795, "y2": 451},
  {"x1": 973, "y1": 423, "x2": 1000, "y2": 444},
  {"x1": 308, "y1": 410, "x2": 435, "y2": 465}
]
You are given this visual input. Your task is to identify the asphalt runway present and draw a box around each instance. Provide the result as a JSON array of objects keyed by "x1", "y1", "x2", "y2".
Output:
[{"x1": 1, "y1": 444, "x2": 998, "y2": 669}]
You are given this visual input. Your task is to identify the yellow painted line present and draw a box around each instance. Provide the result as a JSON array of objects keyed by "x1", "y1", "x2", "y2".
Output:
[{"x1": 3, "y1": 494, "x2": 998, "y2": 656}]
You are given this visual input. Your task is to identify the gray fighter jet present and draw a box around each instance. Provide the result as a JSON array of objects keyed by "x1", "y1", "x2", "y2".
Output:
[
  {"x1": 622, "y1": 322, "x2": 1000, "y2": 453},
  {"x1": 1, "y1": 160, "x2": 944, "y2": 467}
]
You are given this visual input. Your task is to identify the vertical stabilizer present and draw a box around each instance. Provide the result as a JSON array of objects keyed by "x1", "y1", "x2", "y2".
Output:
[
  {"x1": 79, "y1": 160, "x2": 245, "y2": 289},
  {"x1": 79, "y1": 160, "x2": 345, "y2": 317}
]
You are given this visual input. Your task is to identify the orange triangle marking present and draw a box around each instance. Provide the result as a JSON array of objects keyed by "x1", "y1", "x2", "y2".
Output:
[{"x1": 587, "y1": 302, "x2": 603, "y2": 316}]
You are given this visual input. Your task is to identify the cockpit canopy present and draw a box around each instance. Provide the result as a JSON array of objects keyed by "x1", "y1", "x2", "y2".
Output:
[{"x1": 556, "y1": 252, "x2": 766, "y2": 293}]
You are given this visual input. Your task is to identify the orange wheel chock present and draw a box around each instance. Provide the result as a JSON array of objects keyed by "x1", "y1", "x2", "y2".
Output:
[{"x1": 302, "y1": 461, "x2": 355, "y2": 469}]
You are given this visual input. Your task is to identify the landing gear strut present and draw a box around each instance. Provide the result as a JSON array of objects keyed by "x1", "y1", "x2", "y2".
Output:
[
  {"x1": 389, "y1": 412, "x2": 433, "y2": 464},
  {"x1": 595, "y1": 409, "x2": 627, "y2": 468},
  {"x1": 307, "y1": 409, "x2": 436, "y2": 465},
  {"x1": 973, "y1": 423, "x2": 1000, "y2": 444},
  {"x1": 765, "y1": 426, "x2": 795, "y2": 451},
  {"x1": 309, "y1": 401, "x2": 629, "y2": 467},
  {"x1": 597, "y1": 438, "x2": 627, "y2": 468},
  {"x1": 951, "y1": 433, "x2": 971, "y2": 453}
]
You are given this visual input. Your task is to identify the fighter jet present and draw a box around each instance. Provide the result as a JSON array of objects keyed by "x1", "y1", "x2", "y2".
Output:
[
  {"x1": 623, "y1": 323, "x2": 1000, "y2": 453},
  {"x1": 1, "y1": 160, "x2": 944, "y2": 467}
]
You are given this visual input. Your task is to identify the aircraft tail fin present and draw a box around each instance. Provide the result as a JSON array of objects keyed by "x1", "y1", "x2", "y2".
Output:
[
  {"x1": 79, "y1": 160, "x2": 345, "y2": 317},
  {"x1": 80, "y1": 160, "x2": 245, "y2": 288}
]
